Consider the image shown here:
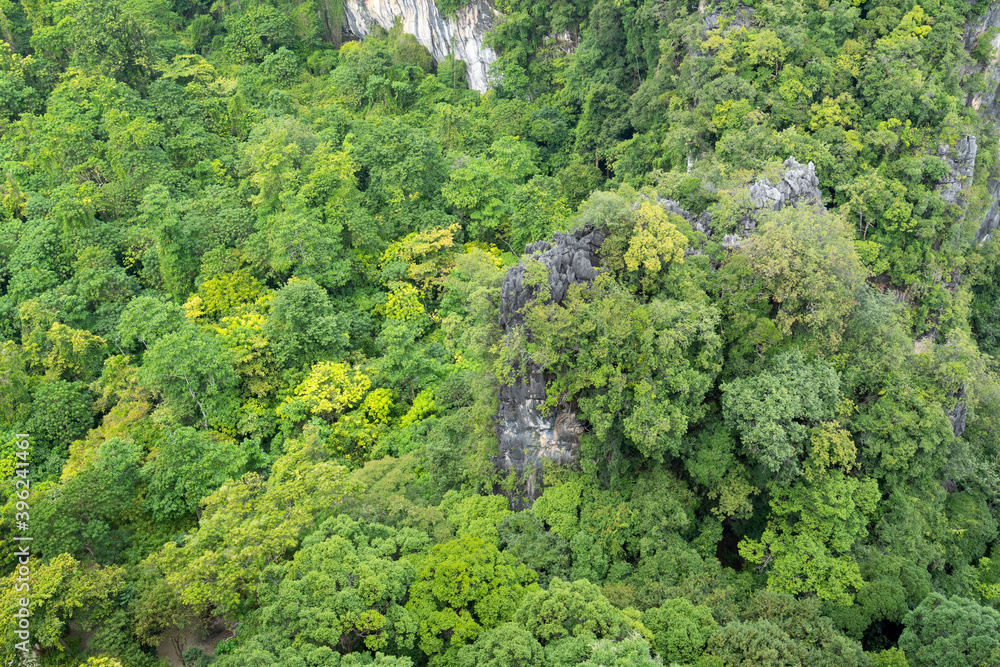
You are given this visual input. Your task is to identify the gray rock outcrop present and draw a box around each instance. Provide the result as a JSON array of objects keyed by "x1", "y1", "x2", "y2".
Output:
[
  {"x1": 948, "y1": 399, "x2": 967, "y2": 438},
  {"x1": 721, "y1": 234, "x2": 742, "y2": 249},
  {"x1": 964, "y1": 6, "x2": 1000, "y2": 124},
  {"x1": 495, "y1": 226, "x2": 604, "y2": 506},
  {"x1": 342, "y1": 0, "x2": 498, "y2": 92},
  {"x1": 731, "y1": 157, "x2": 824, "y2": 237},
  {"x1": 936, "y1": 135, "x2": 978, "y2": 206},
  {"x1": 651, "y1": 195, "x2": 713, "y2": 238},
  {"x1": 749, "y1": 158, "x2": 821, "y2": 210},
  {"x1": 980, "y1": 178, "x2": 1000, "y2": 244}
]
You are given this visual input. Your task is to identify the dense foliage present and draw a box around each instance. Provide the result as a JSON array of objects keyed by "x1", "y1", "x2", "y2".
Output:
[{"x1": 2, "y1": 0, "x2": 1000, "y2": 664}]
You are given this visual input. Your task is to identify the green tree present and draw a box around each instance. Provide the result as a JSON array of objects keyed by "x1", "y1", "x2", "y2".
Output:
[
  {"x1": 0, "y1": 554, "x2": 126, "y2": 665},
  {"x1": 579, "y1": 635, "x2": 661, "y2": 667},
  {"x1": 898, "y1": 593, "x2": 1000, "y2": 667},
  {"x1": 224, "y1": 3, "x2": 293, "y2": 63},
  {"x1": 726, "y1": 206, "x2": 868, "y2": 348},
  {"x1": 703, "y1": 620, "x2": 809, "y2": 667},
  {"x1": 739, "y1": 472, "x2": 879, "y2": 604},
  {"x1": 497, "y1": 512, "x2": 572, "y2": 586},
  {"x1": 265, "y1": 276, "x2": 350, "y2": 369},
  {"x1": 642, "y1": 598, "x2": 716, "y2": 664},
  {"x1": 138, "y1": 326, "x2": 239, "y2": 429},
  {"x1": 405, "y1": 535, "x2": 538, "y2": 666},
  {"x1": 215, "y1": 515, "x2": 427, "y2": 665},
  {"x1": 141, "y1": 426, "x2": 246, "y2": 520},
  {"x1": 456, "y1": 622, "x2": 546, "y2": 667},
  {"x1": 574, "y1": 83, "x2": 631, "y2": 168},
  {"x1": 31, "y1": 436, "x2": 143, "y2": 563},
  {"x1": 115, "y1": 294, "x2": 188, "y2": 355},
  {"x1": 135, "y1": 427, "x2": 362, "y2": 631},
  {"x1": 26, "y1": 380, "x2": 96, "y2": 472},
  {"x1": 514, "y1": 578, "x2": 642, "y2": 665},
  {"x1": 519, "y1": 273, "x2": 721, "y2": 461},
  {"x1": 721, "y1": 350, "x2": 841, "y2": 477}
]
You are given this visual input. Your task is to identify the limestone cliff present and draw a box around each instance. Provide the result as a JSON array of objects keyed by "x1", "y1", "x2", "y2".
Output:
[
  {"x1": 935, "y1": 135, "x2": 978, "y2": 207},
  {"x1": 963, "y1": 10, "x2": 1000, "y2": 241},
  {"x1": 342, "y1": 0, "x2": 498, "y2": 92},
  {"x1": 494, "y1": 227, "x2": 604, "y2": 506},
  {"x1": 964, "y1": 5, "x2": 1000, "y2": 124}
]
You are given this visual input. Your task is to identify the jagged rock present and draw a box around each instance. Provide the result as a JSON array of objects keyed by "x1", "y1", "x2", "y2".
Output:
[
  {"x1": 935, "y1": 135, "x2": 977, "y2": 206},
  {"x1": 721, "y1": 234, "x2": 742, "y2": 249},
  {"x1": 342, "y1": 0, "x2": 497, "y2": 92},
  {"x1": 495, "y1": 226, "x2": 604, "y2": 507},
  {"x1": 731, "y1": 157, "x2": 824, "y2": 234},
  {"x1": 652, "y1": 195, "x2": 713, "y2": 238},
  {"x1": 750, "y1": 157, "x2": 822, "y2": 211},
  {"x1": 500, "y1": 228, "x2": 605, "y2": 329}
]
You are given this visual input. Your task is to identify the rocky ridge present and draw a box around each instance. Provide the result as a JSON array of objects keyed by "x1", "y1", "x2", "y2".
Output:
[{"x1": 493, "y1": 158, "x2": 826, "y2": 504}]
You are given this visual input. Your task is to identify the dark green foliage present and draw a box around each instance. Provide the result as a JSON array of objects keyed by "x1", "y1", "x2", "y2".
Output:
[
  {"x1": 32, "y1": 438, "x2": 144, "y2": 564},
  {"x1": 115, "y1": 294, "x2": 188, "y2": 354},
  {"x1": 722, "y1": 350, "x2": 840, "y2": 478},
  {"x1": 223, "y1": 4, "x2": 293, "y2": 64},
  {"x1": 703, "y1": 619, "x2": 808, "y2": 667},
  {"x1": 899, "y1": 593, "x2": 1000, "y2": 667},
  {"x1": 27, "y1": 380, "x2": 96, "y2": 471},
  {"x1": 137, "y1": 326, "x2": 239, "y2": 429},
  {"x1": 643, "y1": 598, "x2": 716, "y2": 664},
  {"x1": 141, "y1": 426, "x2": 245, "y2": 520},
  {"x1": 70, "y1": 0, "x2": 157, "y2": 89},
  {"x1": 497, "y1": 512, "x2": 572, "y2": 585},
  {"x1": 265, "y1": 276, "x2": 350, "y2": 368},
  {"x1": 214, "y1": 515, "x2": 428, "y2": 664},
  {"x1": 455, "y1": 623, "x2": 545, "y2": 667}
]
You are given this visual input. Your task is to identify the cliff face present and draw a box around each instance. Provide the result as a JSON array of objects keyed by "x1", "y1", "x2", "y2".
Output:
[
  {"x1": 964, "y1": 10, "x2": 1000, "y2": 242},
  {"x1": 494, "y1": 227, "x2": 604, "y2": 507},
  {"x1": 965, "y1": 5, "x2": 1000, "y2": 123},
  {"x1": 936, "y1": 135, "x2": 978, "y2": 207},
  {"x1": 342, "y1": 0, "x2": 498, "y2": 92}
]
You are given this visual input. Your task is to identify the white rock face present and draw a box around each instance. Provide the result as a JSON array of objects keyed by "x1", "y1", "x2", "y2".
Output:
[{"x1": 342, "y1": 0, "x2": 498, "y2": 93}]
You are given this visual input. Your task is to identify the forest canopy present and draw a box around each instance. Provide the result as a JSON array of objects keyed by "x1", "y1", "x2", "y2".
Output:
[{"x1": 2, "y1": 0, "x2": 1000, "y2": 665}]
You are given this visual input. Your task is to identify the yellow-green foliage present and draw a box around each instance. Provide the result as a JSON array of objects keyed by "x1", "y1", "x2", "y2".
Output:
[
  {"x1": 623, "y1": 200, "x2": 687, "y2": 278},
  {"x1": 279, "y1": 361, "x2": 373, "y2": 420}
]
